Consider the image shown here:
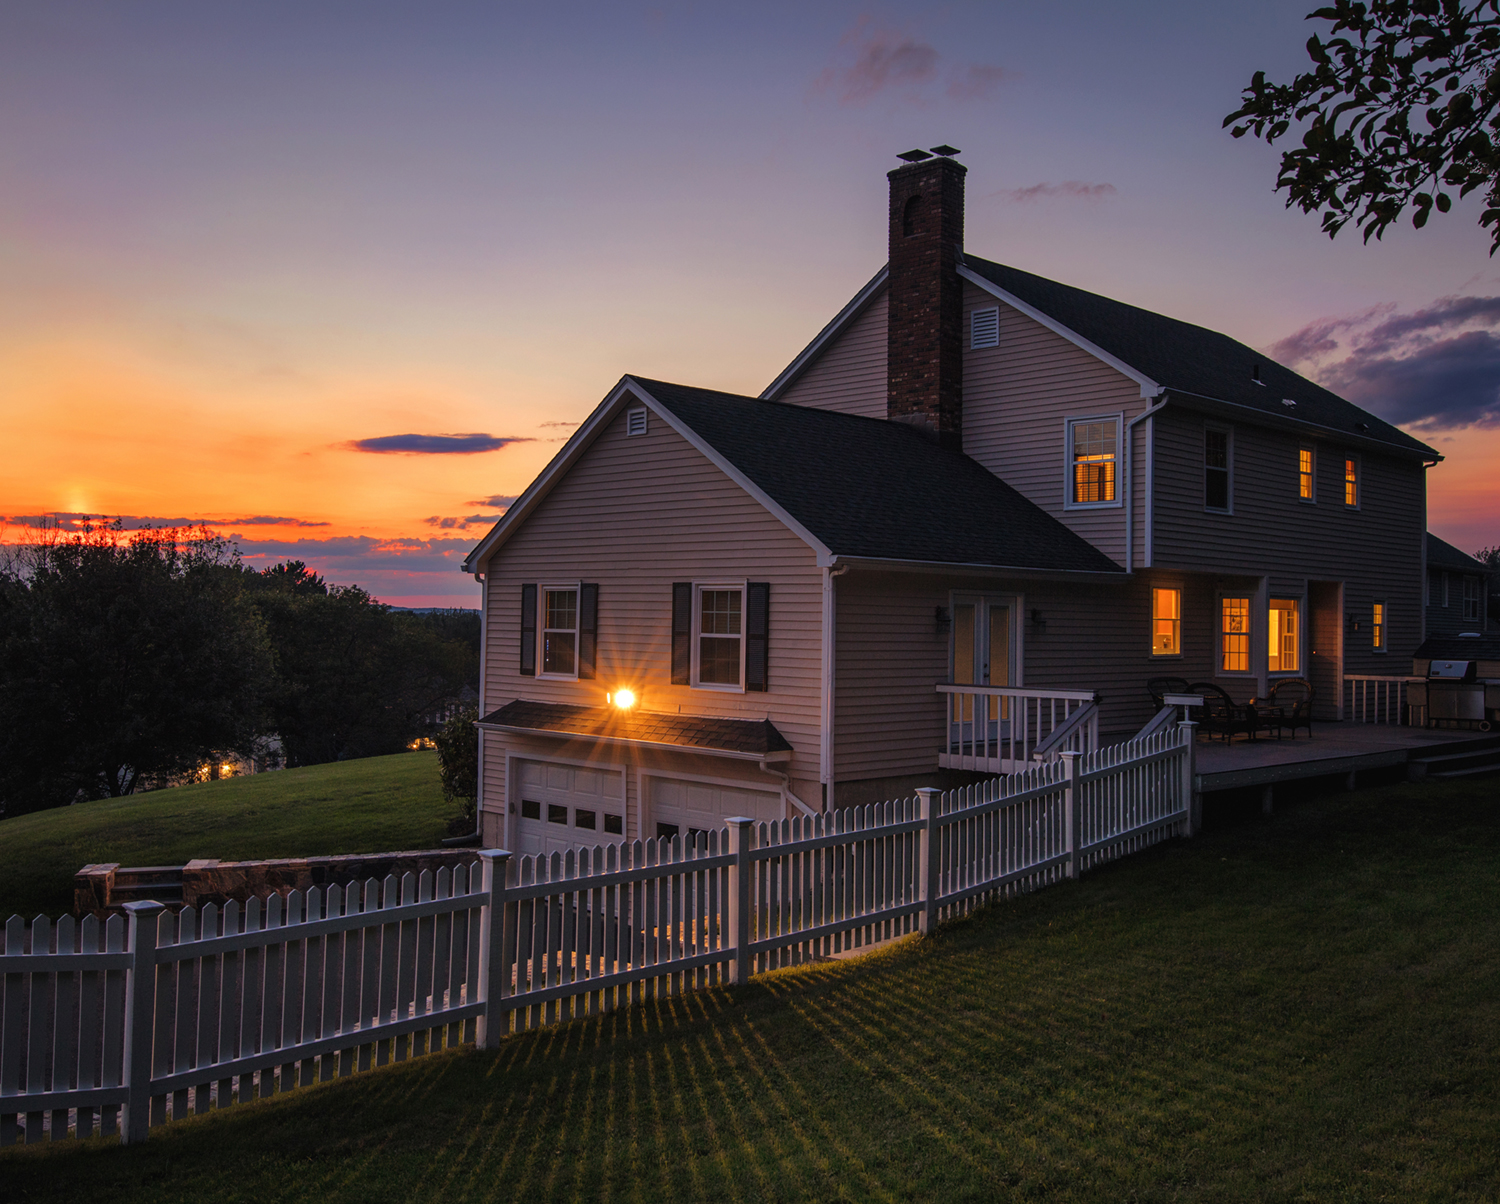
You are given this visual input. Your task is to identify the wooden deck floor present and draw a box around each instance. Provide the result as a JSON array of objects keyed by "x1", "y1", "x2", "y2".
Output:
[{"x1": 1193, "y1": 721, "x2": 1497, "y2": 792}]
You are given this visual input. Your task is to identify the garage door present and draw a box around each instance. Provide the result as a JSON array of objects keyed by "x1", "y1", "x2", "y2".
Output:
[
  {"x1": 648, "y1": 777, "x2": 783, "y2": 844},
  {"x1": 513, "y1": 759, "x2": 625, "y2": 858}
]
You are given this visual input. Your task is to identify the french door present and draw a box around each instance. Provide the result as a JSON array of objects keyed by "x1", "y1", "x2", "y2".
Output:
[{"x1": 950, "y1": 595, "x2": 1017, "y2": 752}]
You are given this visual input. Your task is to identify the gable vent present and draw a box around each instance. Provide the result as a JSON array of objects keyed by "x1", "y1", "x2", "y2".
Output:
[
  {"x1": 626, "y1": 407, "x2": 648, "y2": 437},
  {"x1": 970, "y1": 306, "x2": 999, "y2": 350}
]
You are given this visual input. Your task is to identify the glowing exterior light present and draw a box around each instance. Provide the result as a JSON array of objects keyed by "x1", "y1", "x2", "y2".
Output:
[{"x1": 612, "y1": 688, "x2": 637, "y2": 710}]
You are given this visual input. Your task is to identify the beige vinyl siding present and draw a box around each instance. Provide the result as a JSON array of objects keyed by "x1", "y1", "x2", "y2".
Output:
[
  {"x1": 775, "y1": 292, "x2": 888, "y2": 418},
  {"x1": 479, "y1": 402, "x2": 825, "y2": 833},
  {"x1": 1151, "y1": 406, "x2": 1426, "y2": 669},
  {"x1": 961, "y1": 282, "x2": 1144, "y2": 566}
]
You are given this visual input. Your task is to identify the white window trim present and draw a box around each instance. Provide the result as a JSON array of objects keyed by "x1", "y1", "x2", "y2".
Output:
[
  {"x1": 1464, "y1": 576, "x2": 1482, "y2": 622},
  {"x1": 1298, "y1": 445, "x2": 1317, "y2": 504},
  {"x1": 692, "y1": 580, "x2": 748, "y2": 693},
  {"x1": 1216, "y1": 591, "x2": 1254, "y2": 677},
  {"x1": 1372, "y1": 599, "x2": 1388, "y2": 652},
  {"x1": 1204, "y1": 422, "x2": 1234, "y2": 515},
  {"x1": 1343, "y1": 453, "x2": 1361, "y2": 509},
  {"x1": 1150, "y1": 585, "x2": 1184, "y2": 659},
  {"x1": 536, "y1": 581, "x2": 582, "y2": 681},
  {"x1": 1266, "y1": 595, "x2": 1305, "y2": 678},
  {"x1": 1063, "y1": 413, "x2": 1124, "y2": 511}
]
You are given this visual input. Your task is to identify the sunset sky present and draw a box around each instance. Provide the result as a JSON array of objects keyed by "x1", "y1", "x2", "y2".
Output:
[{"x1": 4, "y1": 1, "x2": 1498, "y2": 606}]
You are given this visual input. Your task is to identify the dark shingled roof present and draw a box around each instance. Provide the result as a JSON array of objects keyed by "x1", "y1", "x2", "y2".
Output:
[
  {"x1": 478, "y1": 699, "x2": 794, "y2": 756},
  {"x1": 962, "y1": 256, "x2": 1438, "y2": 459},
  {"x1": 1413, "y1": 634, "x2": 1500, "y2": 660},
  {"x1": 1427, "y1": 532, "x2": 1487, "y2": 574},
  {"x1": 631, "y1": 376, "x2": 1123, "y2": 574}
]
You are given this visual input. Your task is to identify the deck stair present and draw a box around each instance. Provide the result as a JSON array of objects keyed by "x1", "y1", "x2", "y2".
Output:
[{"x1": 1407, "y1": 734, "x2": 1500, "y2": 782}]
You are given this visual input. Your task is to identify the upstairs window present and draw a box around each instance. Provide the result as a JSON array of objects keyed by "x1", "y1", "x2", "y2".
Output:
[
  {"x1": 1372, "y1": 601, "x2": 1386, "y2": 651},
  {"x1": 1152, "y1": 587, "x2": 1181, "y2": 656},
  {"x1": 541, "y1": 587, "x2": 578, "y2": 676},
  {"x1": 1464, "y1": 576, "x2": 1482, "y2": 622},
  {"x1": 1298, "y1": 447, "x2": 1316, "y2": 501},
  {"x1": 1205, "y1": 426, "x2": 1232, "y2": 512},
  {"x1": 1067, "y1": 417, "x2": 1120, "y2": 507},
  {"x1": 697, "y1": 588, "x2": 743, "y2": 686},
  {"x1": 1268, "y1": 598, "x2": 1300, "y2": 674},
  {"x1": 1220, "y1": 596, "x2": 1250, "y2": 674},
  {"x1": 1344, "y1": 456, "x2": 1360, "y2": 507},
  {"x1": 670, "y1": 582, "x2": 770, "y2": 692}
]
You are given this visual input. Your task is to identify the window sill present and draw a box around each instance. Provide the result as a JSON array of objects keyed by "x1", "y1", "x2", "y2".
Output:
[
  {"x1": 1064, "y1": 500, "x2": 1122, "y2": 511},
  {"x1": 537, "y1": 672, "x2": 580, "y2": 683},
  {"x1": 692, "y1": 681, "x2": 746, "y2": 694}
]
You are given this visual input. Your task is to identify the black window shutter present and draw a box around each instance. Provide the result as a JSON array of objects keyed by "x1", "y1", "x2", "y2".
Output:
[
  {"x1": 519, "y1": 584, "x2": 537, "y2": 677},
  {"x1": 746, "y1": 582, "x2": 770, "y2": 692},
  {"x1": 579, "y1": 583, "x2": 598, "y2": 679},
  {"x1": 671, "y1": 583, "x2": 692, "y2": 685}
]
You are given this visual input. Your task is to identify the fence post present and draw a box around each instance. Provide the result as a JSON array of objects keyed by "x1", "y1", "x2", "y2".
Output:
[
  {"x1": 1177, "y1": 720, "x2": 1198, "y2": 837},
  {"x1": 916, "y1": 788, "x2": 941, "y2": 934},
  {"x1": 726, "y1": 817, "x2": 754, "y2": 985},
  {"x1": 120, "y1": 901, "x2": 165, "y2": 1145},
  {"x1": 1060, "y1": 752, "x2": 1081, "y2": 880},
  {"x1": 475, "y1": 848, "x2": 512, "y2": 1050}
]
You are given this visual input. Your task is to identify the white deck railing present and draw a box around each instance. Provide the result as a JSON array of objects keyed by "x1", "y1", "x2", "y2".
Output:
[
  {"x1": 937, "y1": 684, "x2": 1099, "y2": 772},
  {"x1": 2, "y1": 723, "x2": 1193, "y2": 1149},
  {"x1": 1345, "y1": 675, "x2": 1424, "y2": 725}
]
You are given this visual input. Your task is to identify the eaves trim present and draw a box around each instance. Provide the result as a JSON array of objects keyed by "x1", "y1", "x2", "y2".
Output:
[
  {"x1": 958, "y1": 264, "x2": 1162, "y2": 400},
  {"x1": 760, "y1": 267, "x2": 889, "y2": 401}
]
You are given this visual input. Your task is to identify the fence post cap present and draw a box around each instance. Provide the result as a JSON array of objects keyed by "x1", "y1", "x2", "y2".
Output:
[
  {"x1": 913, "y1": 786, "x2": 942, "y2": 797},
  {"x1": 1058, "y1": 749, "x2": 1083, "y2": 761},
  {"x1": 119, "y1": 900, "x2": 167, "y2": 915},
  {"x1": 725, "y1": 816, "x2": 756, "y2": 828},
  {"x1": 476, "y1": 848, "x2": 513, "y2": 862}
]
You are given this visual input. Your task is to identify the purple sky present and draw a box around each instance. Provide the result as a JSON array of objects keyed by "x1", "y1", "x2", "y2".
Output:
[{"x1": 4, "y1": 1, "x2": 1498, "y2": 605}]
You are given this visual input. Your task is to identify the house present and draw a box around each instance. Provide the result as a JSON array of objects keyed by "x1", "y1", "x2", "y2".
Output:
[
  {"x1": 1424, "y1": 532, "x2": 1489, "y2": 637},
  {"x1": 462, "y1": 150, "x2": 1440, "y2": 856}
]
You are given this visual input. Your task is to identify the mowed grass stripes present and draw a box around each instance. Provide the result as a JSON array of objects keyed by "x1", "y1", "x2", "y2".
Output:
[{"x1": 4, "y1": 774, "x2": 1498, "y2": 1202}]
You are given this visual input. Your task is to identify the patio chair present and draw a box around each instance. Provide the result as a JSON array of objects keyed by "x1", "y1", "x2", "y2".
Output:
[
  {"x1": 1265, "y1": 677, "x2": 1315, "y2": 738},
  {"x1": 1186, "y1": 681, "x2": 1257, "y2": 742},
  {"x1": 1147, "y1": 676, "x2": 1192, "y2": 711}
]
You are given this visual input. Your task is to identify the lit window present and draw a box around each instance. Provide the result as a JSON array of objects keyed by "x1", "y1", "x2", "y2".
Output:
[
  {"x1": 541, "y1": 587, "x2": 578, "y2": 676},
  {"x1": 1464, "y1": 577, "x2": 1482, "y2": 622},
  {"x1": 1299, "y1": 447, "x2": 1315, "y2": 501},
  {"x1": 1372, "y1": 601, "x2": 1385, "y2": 651},
  {"x1": 1344, "y1": 457, "x2": 1359, "y2": 507},
  {"x1": 1069, "y1": 418, "x2": 1118, "y2": 505},
  {"x1": 697, "y1": 587, "x2": 743, "y2": 686},
  {"x1": 1220, "y1": 596, "x2": 1250, "y2": 673},
  {"x1": 1152, "y1": 588, "x2": 1181, "y2": 656},
  {"x1": 1268, "y1": 598, "x2": 1300, "y2": 674},
  {"x1": 1205, "y1": 427, "x2": 1231, "y2": 512}
]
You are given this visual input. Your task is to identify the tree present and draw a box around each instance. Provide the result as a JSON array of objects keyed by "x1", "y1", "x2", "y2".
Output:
[
  {"x1": 1226, "y1": 1, "x2": 1500, "y2": 252},
  {"x1": 434, "y1": 703, "x2": 479, "y2": 830},
  {"x1": 0, "y1": 525, "x2": 274, "y2": 815}
]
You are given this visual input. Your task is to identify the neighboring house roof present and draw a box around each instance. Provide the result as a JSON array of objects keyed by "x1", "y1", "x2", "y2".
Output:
[
  {"x1": 633, "y1": 376, "x2": 1124, "y2": 574},
  {"x1": 477, "y1": 699, "x2": 793, "y2": 759},
  {"x1": 1413, "y1": 634, "x2": 1500, "y2": 659},
  {"x1": 1427, "y1": 532, "x2": 1488, "y2": 574},
  {"x1": 961, "y1": 256, "x2": 1437, "y2": 458}
]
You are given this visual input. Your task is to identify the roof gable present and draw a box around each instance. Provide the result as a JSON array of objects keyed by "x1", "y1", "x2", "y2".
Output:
[{"x1": 1427, "y1": 532, "x2": 1487, "y2": 573}]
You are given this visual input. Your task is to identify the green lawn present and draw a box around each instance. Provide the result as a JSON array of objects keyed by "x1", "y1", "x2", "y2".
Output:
[
  {"x1": 4, "y1": 775, "x2": 1498, "y2": 1202},
  {"x1": 0, "y1": 751, "x2": 455, "y2": 921}
]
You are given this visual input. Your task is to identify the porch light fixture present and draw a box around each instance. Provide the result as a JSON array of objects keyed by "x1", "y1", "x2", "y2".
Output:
[
  {"x1": 934, "y1": 606, "x2": 952, "y2": 632},
  {"x1": 609, "y1": 688, "x2": 638, "y2": 710}
]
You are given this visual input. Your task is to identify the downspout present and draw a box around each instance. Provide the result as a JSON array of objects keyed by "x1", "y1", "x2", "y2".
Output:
[
  {"x1": 443, "y1": 570, "x2": 488, "y2": 847},
  {"x1": 1124, "y1": 390, "x2": 1169, "y2": 574},
  {"x1": 820, "y1": 562, "x2": 850, "y2": 808},
  {"x1": 761, "y1": 762, "x2": 819, "y2": 818}
]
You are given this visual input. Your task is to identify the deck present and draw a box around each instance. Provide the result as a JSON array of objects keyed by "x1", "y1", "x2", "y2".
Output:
[{"x1": 1192, "y1": 722, "x2": 1497, "y2": 793}]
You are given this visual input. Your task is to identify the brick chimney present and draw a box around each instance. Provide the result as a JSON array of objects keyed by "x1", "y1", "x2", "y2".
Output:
[{"x1": 887, "y1": 155, "x2": 966, "y2": 451}]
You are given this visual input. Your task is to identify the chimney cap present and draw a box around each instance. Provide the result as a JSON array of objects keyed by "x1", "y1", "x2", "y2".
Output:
[
  {"x1": 897, "y1": 148, "x2": 934, "y2": 162},
  {"x1": 929, "y1": 144, "x2": 961, "y2": 157}
]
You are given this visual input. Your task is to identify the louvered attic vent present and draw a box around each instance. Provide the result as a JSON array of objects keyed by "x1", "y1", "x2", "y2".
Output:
[
  {"x1": 970, "y1": 306, "x2": 1000, "y2": 349},
  {"x1": 626, "y1": 407, "x2": 648, "y2": 436}
]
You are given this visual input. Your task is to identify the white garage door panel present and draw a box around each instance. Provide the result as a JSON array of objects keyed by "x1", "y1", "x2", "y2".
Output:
[
  {"x1": 649, "y1": 777, "x2": 782, "y2": 842},
  {"x1": 514, "y1": 759, "x2": 625, "y2": 858}
]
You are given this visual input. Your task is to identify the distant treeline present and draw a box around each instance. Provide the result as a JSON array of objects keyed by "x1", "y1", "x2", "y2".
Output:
[{"x1": 0, "y1": 525, "x2": 479, "y2": 818}]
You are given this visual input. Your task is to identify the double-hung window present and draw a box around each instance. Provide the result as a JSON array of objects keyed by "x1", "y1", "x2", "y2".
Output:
[
  {"x1": 1066, "y1": 416, "x2": 1120, "y2": 508},
  {"x1": 1205, "y1": 425, "x2": 1232, "y2": 512},
  {"x1": 1344, "y1": 456, "x2": 1360, "y2": 507},
  {"x1": 671, "y1": 581, "x2": 770, "y2": 692},
  {"x1": 1298, "y1": 447, "x2": 1316, "y2": 502},
  {"x1": 1219, "y1": 596, "x2": 1250, "y2": 674},
  {"x1": 541, "y1": 586, "x2": 579, "y2": 677},
  {"x1": 696, "y1": 586, "x2": 743, "y2": 687},
  {"x1": 1151, "y1": 587, "x2": 1181, "y2": 656},
  {"x1": 1464, "y1": 577, "x2": 1482, "y2": 622},
  {"x1": 1372, "y1": 601, "x2": 1386, "y2": 651}
]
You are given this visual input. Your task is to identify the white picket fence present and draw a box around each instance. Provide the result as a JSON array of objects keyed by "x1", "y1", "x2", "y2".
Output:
[{"x1": 1, "y1": 724, "x2": 1195, "y2": 1147}]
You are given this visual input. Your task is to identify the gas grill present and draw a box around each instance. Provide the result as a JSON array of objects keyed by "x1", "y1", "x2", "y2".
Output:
[{"x1": 1411, "y1": 636, "x2": 1500, "y2": 731}]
